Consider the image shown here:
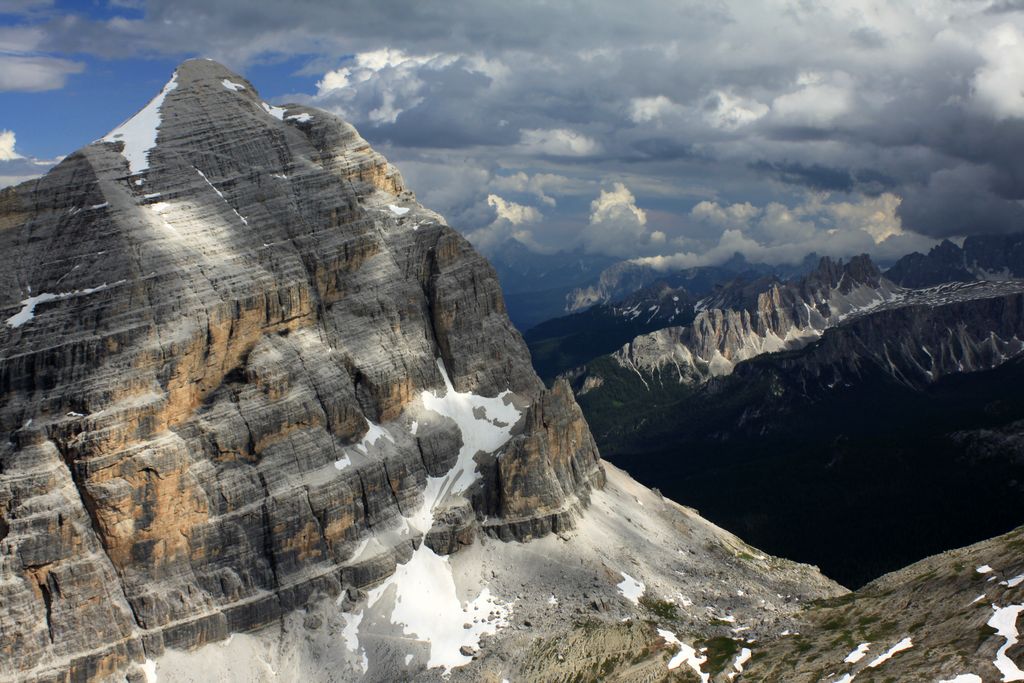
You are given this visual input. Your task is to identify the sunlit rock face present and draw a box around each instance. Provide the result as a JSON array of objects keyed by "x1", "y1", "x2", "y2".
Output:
[
  {"x1": 610, "y1": 252, "x2": 1024, "y2": 389},
  {"x1": 612, "y1": 255, "x2": 903, "y2": 384},
  {"x1": 0, "y1": 59, "x2": 603, "y2": 681}
]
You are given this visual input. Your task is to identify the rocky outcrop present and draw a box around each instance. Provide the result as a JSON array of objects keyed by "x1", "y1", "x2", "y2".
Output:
[
  {"x1": 612, "y1": 255, "x2": 900, "y2": 383},
  {"x1": 481, "y1": 380, "x2": 606, "y2": 541},
  {"x1": 0, "y1": 60, "x2": 602, "y2": 682},
  {"x1": 741, "y1": 523, "x2": 1024, "y2": 682},
  {"x1": 747, "y1": 281, "x2": 1024, "y2": 390}
]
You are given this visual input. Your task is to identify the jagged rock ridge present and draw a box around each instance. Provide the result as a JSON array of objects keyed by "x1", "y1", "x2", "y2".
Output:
[
  {"x1": 886, "y1": 232, "x2": 1024, "y2": 288},
  {"x1": 612, "y1": 255, "x2": 903, "y2": 384},
  {"x1": 0, "y1": 60, "x2": 604, "y2": 682}
]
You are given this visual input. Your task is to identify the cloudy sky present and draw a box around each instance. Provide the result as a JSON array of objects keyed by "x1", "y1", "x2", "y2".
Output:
[{"x1": 3, "y1": 0, "x2": 1024, "y2": 267}]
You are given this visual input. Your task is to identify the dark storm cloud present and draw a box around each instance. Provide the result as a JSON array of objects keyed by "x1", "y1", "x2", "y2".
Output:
[
  {"x1": 629, "y1": 138, "x2": 704, "y2": 162},
  {"x1": 8, "y1": 0, "x2": 1024, "y2": 261},
  {"x1": 985, "y1": 0, "x2": 1024, "y2": 14},
  {"x1": 749, "y1": 161, "x2": 897, "y2": 195},
  {"x1": 900, "y1": 165, "x2": 1024, "y2": 237}
]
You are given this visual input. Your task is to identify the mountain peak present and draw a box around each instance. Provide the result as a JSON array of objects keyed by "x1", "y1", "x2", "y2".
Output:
[
  {"x1": 65, "y1": 55, "x2": 418, "y2": 274},
  {"x1": 0, "y1": 61, "x2": 610, "y2": 681},
  {"x1": 804, "y1": 253, "x2": 879, "y2": 292},
  {"x1": 170, "y1": 59, "x2": 266, "y2": 103}
]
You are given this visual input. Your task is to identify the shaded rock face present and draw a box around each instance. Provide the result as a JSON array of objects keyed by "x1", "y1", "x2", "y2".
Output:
[
  {"x1": 611, "y1": 280, "x2": 694, "y2": 328},
  {"x1": 565, "y1": 260, "x2": 664, "y2": 313},
  {"x1": 885, "y1": 239, "x2": 975, "y2": 288},
  {"x1": 886, "y1": 232, "x2": 1024, "y2": 288},
  {"x1": 481, "y1": 380, "x2": 606, "y2": 541},
  {"x1": 749, "y1": 283, "x2": 1024, "y2": 391},
  {"x1": 0, "y1": 60, "x2": 602, "y2": 682}
]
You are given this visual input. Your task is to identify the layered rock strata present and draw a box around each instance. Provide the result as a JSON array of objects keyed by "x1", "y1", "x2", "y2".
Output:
[{"x1": 0, "y1": 60, "x2": 603, "y2": 682}]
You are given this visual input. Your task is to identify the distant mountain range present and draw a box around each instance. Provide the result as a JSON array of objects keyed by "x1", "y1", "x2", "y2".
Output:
[
  {"x1": 525, "y1": 254, "x2": 824, "y2": 381},
  {"x1": 553, "y1": 250, "x2": 1024, "y2": 588},
  {"x1": 887, "y1": 233, "x2": 1024, "y2": 288},
  {"x1": 523, "y1": 232, "x2": 1024, "y2": 382},
  {"x1": 564, "y1": 251, "x2": 822, "y2": 313},
  {"x1": 487, "y1": 240, "x2": 616, "y2": 330}
]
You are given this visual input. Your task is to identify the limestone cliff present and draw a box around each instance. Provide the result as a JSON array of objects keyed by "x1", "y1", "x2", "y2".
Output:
[
  {"x1": 0, "y1": 60, "x2": 602, "y2": 682},
  {"x1": 611, "y1": 255, "x2": 903, "y2": 383}
]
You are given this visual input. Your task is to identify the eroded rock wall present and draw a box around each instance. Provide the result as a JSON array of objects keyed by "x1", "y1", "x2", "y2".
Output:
[{"x1": 0, "y1": 60, "x2": 602, "y2": 682}]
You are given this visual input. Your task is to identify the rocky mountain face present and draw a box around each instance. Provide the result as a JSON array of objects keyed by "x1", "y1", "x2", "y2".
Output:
[
  {"x1": 144, "y1": 463, "x2": 847, "y2": 683},
  {"x1": 885, "y1": 239, "x2": 976, "y2": 288},
  {"x1": 150, "y1": 484, "x2": 1024, "y2": 683},
  {"x1": 607, "y1": 280, "x2": 695, "y2": 329},
  {"x1": 886, "y1": 232, "x2": 1024, "y2": 288},
  {"x1": 0, "y1": 60, "x2": 608, "y2": 682},
  {"x1": 743, "y1": 523, "x2": 1024, "y2": 682},
  {"x1": 566, "y1": 260, "x2": 664, "y2": 313},
  {"x1": 610, "y1": 255, "x2": 900, "y2": 385},
  {"x1": 5, "y1": 58, "x2": 1022, "y2": 683},
  {"x1": 734, "y1": 280, "x2": 1024, "y2": 391},
  {"x1": 0, "y1": 60, "x2": 864, "y2": 683}
]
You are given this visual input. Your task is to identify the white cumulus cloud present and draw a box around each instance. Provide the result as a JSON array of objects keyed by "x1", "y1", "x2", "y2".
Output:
[
  {"x1": 771, "y1": 71, "x2": 854, "y2": 126},
  {"x1": 489, "y1": 171, "x2": 594, "y2": 206},
  {"x1": 973, "y1": 23, "x2": 1024, "y2": 120},
  {"x1": 635, "y1": 191, "x2": 922, "y2": 270},
  {"x1": 315, "y1": 48, "x2": 483, "y2": 124},
  {"x1": 691, "y1": 200, "x2": 760, "y2": 227},
  {"x1": 486, "y1": 193, "x2": 542, "y2": 224},
  {"x1": 0, "y1": 130, "x2": 22, "y2": 161},
  {"x1": 702, "y1": 90, "x2": 769, "y2": 130},
  {"x1": 0, "y1": 55, "x2": 83, "y2": 92},
  {"x1": 465, "y1": 193, "x2": 545, "y2": 254},
  {"x1": 581, "y1": 182, "x2": 665, "y2": 256},
  {"x1": 629, "y1": 95, "x2": 683, "y2": 123}
]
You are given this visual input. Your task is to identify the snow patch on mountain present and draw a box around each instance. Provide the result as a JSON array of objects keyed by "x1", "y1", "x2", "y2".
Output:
[
  {"x1": 102, "y1": 73, "x2": 179, "y2": 174},
  {"x1": 843, "y1": 642, "x2": 870, "y2": 663},
  {"x1": 7, "y1": 282, "x2": 123, "y2": 328},
  {"x1": 407, "y1": 358, "x2": 522, "y2": 533},
  {"x1": 866, "y1": 637, "x2": 913, "y2": 668},
  {"x1": 988, "y1": 604, "x2": 1024, "y2": 682},
  {"x1": 261, "y1": 102, "x2": 287, "y2": 120},
  {"x1": 658, "y1": 628, "x2": 709, "y2": 681},
  {"x1": 617, "y1": 572, "x2": 645, "y2": 604},
  {"x1": 341, "y1": 543, "x2": 512, "y2": 674}
]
